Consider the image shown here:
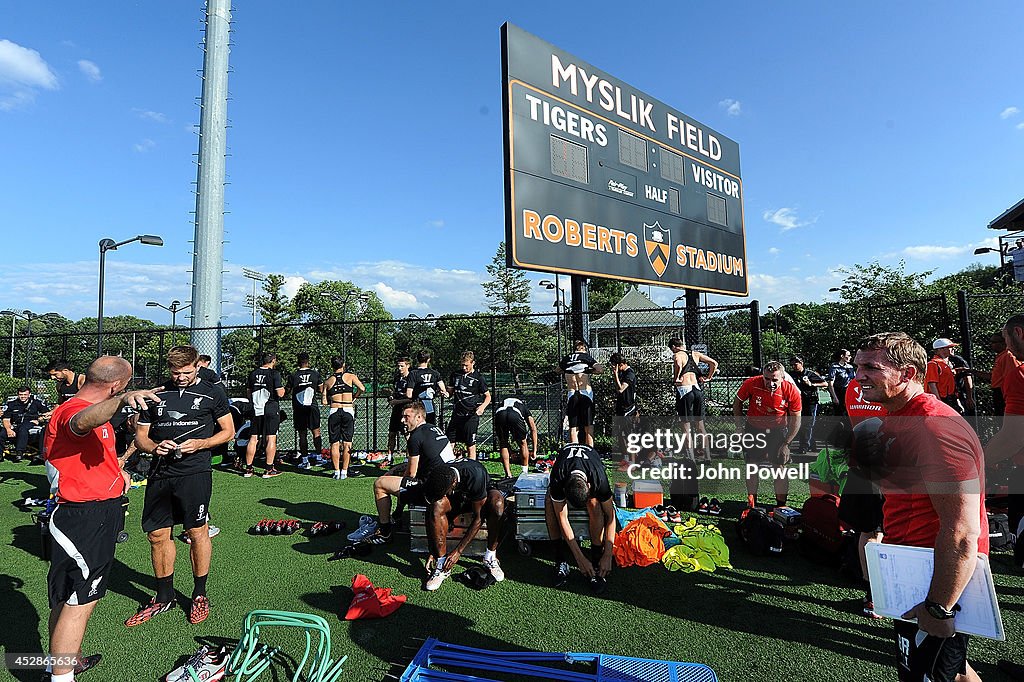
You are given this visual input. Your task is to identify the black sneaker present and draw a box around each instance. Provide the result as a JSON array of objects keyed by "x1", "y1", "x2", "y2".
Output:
[
  {"x1": 367, "y1": 526, "x2": 393, "y2": 545},
  {"x1": 74, "y1": 653, "x2": 102, "y2": 675},
  {"x1": 9, "y1": 453, "x2": 23, "y2": 463},
  {"x1": 589, "y1": 576, "x2": 608, "y2": 595},
  {"x1": 553, "y1": 561, "x2": 571, "y2": 588}
]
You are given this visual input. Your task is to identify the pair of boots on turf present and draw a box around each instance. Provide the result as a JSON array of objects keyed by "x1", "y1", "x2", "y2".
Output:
[{"x1": 126, "y1": 574, "x2": 209, "y2": 627}]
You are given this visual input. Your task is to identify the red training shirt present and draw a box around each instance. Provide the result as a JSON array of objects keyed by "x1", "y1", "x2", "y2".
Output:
[
  {"x1": 736, "y1": 375, "x2": 801, "y2": 429},
  {"x1": 44, "y1": 397, "x2": 125, "y2": 503},
  {"x1": 879, "y1": 392, "x2": 988, "y2": 555},
  {"x1": 924, "y1": 356, "x2": 956, "y2": 398},
  {"x1": 999, "y1": 361, "x2": 1024, "y2": 465},
  {"x1": 991, "y1": 349, "x2": 1020, "y2": 393},
  {"x1": 845, "y1": 379, "x2": 888, "y2": 426}
]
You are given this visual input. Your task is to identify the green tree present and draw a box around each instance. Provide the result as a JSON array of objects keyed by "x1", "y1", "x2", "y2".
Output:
[
  {"x1": 588, "y1": 278, "x2": 628, "y2": 314},
  {"x1": 256, "y1": 274, "x2": 301, "y2": 374}
]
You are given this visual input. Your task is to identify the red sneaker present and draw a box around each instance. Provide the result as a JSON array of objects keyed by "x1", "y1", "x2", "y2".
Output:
[
  {"x1": 125, "y1": 598, "x2": 176, "y2": 627},
  {"x1": 190, "y1": 595, "x2": 210, "y2": 625}
]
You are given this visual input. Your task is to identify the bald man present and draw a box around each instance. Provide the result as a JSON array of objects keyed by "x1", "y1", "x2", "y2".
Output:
[{"x1": 43, "y1": 356, "x2": 160, "y2": 681}]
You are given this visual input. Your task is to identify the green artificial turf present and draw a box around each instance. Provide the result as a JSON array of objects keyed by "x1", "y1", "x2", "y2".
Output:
[{"x1": 1, "y1": 457, "x2": 1022, "y2": 681}]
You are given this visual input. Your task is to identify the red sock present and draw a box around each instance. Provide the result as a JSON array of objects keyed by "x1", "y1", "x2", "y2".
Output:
[{"x1": 747, "y1": 494, "x2": 756, "y2": 508}]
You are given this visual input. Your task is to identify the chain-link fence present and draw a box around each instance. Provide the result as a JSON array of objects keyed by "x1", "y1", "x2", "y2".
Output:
[
  {"x1": 3, "y1": 290, "x2": 1021, "y2": 452},
  {"x1": 0, "y1": 305, "x2": 760, "y2": 453}
]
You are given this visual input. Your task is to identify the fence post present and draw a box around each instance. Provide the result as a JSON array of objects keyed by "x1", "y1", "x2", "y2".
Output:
[
  {"x1": 615, "y1": 311, "x2": 621, "y2": 353},
  {"x1": 957, "y1": 289, "x2": 972, "y2": 367},
  {"x1": 684, "y1": 290, "x2": 700, "y2": 350},
  {"x1": 158, "y1": 331, "x2": 165, "y2": 363},
  {"x1": 750, "y1": 300, "x2": 763, "y2": 370},
  {"x1": 372, "y1": 319, "x2": 379, "y2": 452},
  {"x1": 258, "y1": 325, "x2": 265, "y2": 356}
]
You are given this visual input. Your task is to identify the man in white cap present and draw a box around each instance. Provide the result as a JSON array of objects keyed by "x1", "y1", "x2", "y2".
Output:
[{"x1": 925, "y1": 338, "x2": 962, "y2": 413}]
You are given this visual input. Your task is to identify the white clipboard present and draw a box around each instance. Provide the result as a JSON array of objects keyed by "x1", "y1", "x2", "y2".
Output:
[{"x1": 865, "y1": 542, "x2": 1005, "y2": 640}]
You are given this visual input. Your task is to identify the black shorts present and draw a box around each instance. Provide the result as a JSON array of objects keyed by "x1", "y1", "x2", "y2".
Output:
[
  {"x1": 566, "y1": 391, "x2": 595, "y2": 428},
  {"x1": 838, "y1": 468, "x2": 884, "y2": 533},
  {"x1": 47, "y1": 497, "x2": 125, "y2": 609},
  {"x1": 744, "y1": 426, "x2": 789, "y2": 465},
  {"x1": 388, "y1": 406, "x2": 405, "y2": 435},
  {"x1": 292, "y1": 404, "x2": 321, "y2": 431},
  {"x1": 142, "y1": 471, "x2": 212, "y2": 533},
  {"x1": 675, "y1": 386, "x2": 705, "y2": 421},
  {"x1": 615, "y1": 406, "x2": 640, "y2": 438},
  {"x1": 446, "y1": 413, "x2": 480, "y2": 446},
  {"x1": 894, "y1": 619, "x2": 970, "y2": 682},
  {"x1": 494, "y1": 412, "x2": 528, "y2": 448},
  {"x1": 252, "y1": 410, "x2": 281, "y2": 437},
  {"x1": 398, "y1": 478, "x2": 427, "y2": 507},
  {"x1": 328, "y1": 409, "x2": 355, "y2": 444}
]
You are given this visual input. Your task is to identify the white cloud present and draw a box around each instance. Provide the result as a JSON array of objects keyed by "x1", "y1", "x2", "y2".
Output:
[
  {"x1": 1017, "y1": 122, "x2": 1024, "y2": 131},
  {"x1": 133, "y1": 138, "x2": 156, "y2": 153},
  {"x1": 77, "y1": 59, "x2": 101, "y2": 83},
  {"x1": 768, "y1": 247, "x2": 781, "y2": 255},
  {"x1": 886, "y1": 236, "x2": 1000, "y2": 260},
  {"x1": 281, "y1": 276, "x2": 307, "y2": 299},
  {"x1": 426, "y1": 219, "x2": 445, "y2": 229},
  {"x1": 373, "y1": 282, "x2": 423, "y2": 310},
  {"x1": 133, "y1": 108, "x2": 169, "y2": 124},
  {"x1": 1000, "y1": 106, "x2": 1020, "y2": 119},
  {"x1": 0, "y1": 39, "x2": 58, "y2": 110},
  {"x1": 718, "y1": 98, "x2": 741, "y2": 117},
  {"x1": 762, "y1": 207, "x2": 815, "y2": 232}
]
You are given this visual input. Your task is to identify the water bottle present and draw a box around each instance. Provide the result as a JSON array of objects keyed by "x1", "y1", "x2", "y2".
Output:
[{"x1": 614, "y1": 483, "x2": 628, "y2": 508}]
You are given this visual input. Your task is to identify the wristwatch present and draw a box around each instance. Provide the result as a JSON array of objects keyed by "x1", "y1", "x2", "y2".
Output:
[{"x1": 924, "y1": 599, "x2": 961, "y2": 620}]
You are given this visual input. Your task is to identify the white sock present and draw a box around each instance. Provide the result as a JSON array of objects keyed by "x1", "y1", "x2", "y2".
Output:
[
  {"x1": 483, "y1": 549, "x2": 496, "y2": 562},
  {"x1": 52, "y1": 672, "x2": 75, "y2": 682},
  {"x1": 339, "y1": 469, "x2": 347, "y2": 479},
  {"x1": 522, "y1": 464, "x2": 529, "y2": 472}
]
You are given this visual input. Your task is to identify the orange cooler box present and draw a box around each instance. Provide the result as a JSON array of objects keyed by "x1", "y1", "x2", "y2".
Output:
[{"x1": 633, "y1": 480, "x2": 664, "y2": 508}]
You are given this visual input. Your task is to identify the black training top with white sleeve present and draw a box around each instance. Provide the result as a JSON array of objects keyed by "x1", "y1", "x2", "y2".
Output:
[{"x1": 548, "y1": 444, "x2": 612, "y2": 503}]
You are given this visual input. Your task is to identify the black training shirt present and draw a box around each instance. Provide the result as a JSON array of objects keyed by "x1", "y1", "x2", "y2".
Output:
[
  {"x1": 248, "y1": 367, "x2": 283, "y2": 417},
  {"x1": 406, "y1": 422, "x2": 455, "y2": 481},
  {"x1": 289, "y1": 367, "x2": 322, "y2": 407},
  {"x1": 495, "y1": 397, "x2": 531, "y2": 428},
  {"x1": 548, "y1": 444, "x2": 612, "y2": 504},
  {"x1": 560, "y1": 352, "x2": 598, "y2": 374},
  {"x1": 137, "y1": 379, "x2": 231, "y2": 478},
  {"x1": 615, "y1": 367, "x2": 637, "y2": 413},
  {"x1": 392, "y1": 372, "x2": 409, "y2": 402},
  {"x1": 446, "y1": 459, "x2": 489, "y2": 511},
  {"x1": 55, "y1": 375, "x2": 80, "y2": 405},
  {"x1": 449, "y1": 370, "x2": 488, "y2": 416}
]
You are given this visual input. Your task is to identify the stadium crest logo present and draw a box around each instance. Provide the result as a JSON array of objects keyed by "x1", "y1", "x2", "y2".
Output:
[{"x1": 644, "y1": 222, "x2": 670, "y2": 278}]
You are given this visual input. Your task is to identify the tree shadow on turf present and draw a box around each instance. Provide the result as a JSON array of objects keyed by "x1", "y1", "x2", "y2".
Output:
[
  {"x1": 106, "y1": 557, "x2": 161, "y2": 607},
  {"x1": 509, "y1": 548, "x2": 892, "y2": 667},
  {"x1": 0, "y1": 574, "x2": 44, "y2": 682},
  {"x1": 0, "y1": 468, "x2": 50, "y2": 495}
]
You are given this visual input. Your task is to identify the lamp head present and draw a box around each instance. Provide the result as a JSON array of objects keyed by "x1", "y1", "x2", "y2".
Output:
[{"x1": 138, "y1": 234, "x2": 163, "y2": 246}]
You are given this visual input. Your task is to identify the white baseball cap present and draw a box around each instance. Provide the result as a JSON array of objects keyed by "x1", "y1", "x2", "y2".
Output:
[{"x1": 932, "y1": 338, "x2": 959, "y2": 350}]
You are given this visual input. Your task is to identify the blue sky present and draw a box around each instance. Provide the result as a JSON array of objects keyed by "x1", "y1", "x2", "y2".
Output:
[{"x1": 2, "y1": 1, "x2": 1022, "y2": 324}]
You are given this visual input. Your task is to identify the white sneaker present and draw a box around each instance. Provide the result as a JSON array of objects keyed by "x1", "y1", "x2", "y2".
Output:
[
  {"x1": 425, "y1": 566, "x2": 451, "y2": 591},
  {"x1": 483, "y1": 556, "x2": 505, "y2": 582},
  {"x1": 347, "y1": 516, "x2": 378, "y2": 542},
  {"x1": 208, "y1": 525, "x2": 221, "y2": 539},
  {"x1": 331, "y1": 470, "x2": 343, "y2": 480}
]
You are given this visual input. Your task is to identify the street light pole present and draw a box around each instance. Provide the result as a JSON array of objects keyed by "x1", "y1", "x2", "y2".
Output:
[
  {"x1": 147, "y1": 300, "x2": 192, "y2": 347},
  {"x1": 98, "y1": 234, "x2": 164, "y2": 355},
  {"x1": 766, "y1": 305, "x2": 780, "y2": 361}
]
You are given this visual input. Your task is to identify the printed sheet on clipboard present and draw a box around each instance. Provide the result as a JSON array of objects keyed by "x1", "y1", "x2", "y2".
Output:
[{"x1": 865, "y1": 542, "x2": 1004, "y2": 640}]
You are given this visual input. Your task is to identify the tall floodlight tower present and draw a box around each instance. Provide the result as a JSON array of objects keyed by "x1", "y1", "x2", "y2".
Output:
[{"x1": 190, "y1": 0, "x2": 231, "y2": 369}]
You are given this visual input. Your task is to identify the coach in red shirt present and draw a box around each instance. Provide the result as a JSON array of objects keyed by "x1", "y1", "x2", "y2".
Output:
[
  {"x1": 855, "y1": 332, "x2": 987, "y2": 682},
  {"x1": 43, "y1": 356, "x2": 159, "y2": 682},
  {"x1": 986, "y1": 314, "x2": 1024, "y2": 564},
  {"x1": 733, "y1": 360, "x2": 802, "y2": 509}
]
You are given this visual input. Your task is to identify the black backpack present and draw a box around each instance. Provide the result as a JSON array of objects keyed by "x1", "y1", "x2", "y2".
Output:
[
  {"x1": 988, "y1": 513, "x2": 1014, "y2": 551},
  {"x1": 737, "y1": 507, "x2": 784, "y2": 556}
]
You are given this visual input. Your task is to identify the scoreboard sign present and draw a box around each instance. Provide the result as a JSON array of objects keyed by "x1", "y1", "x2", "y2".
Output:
[{"x1": 502, "y1": 23, "x2": 748, "y2": 295}]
